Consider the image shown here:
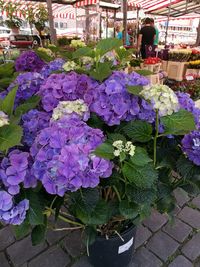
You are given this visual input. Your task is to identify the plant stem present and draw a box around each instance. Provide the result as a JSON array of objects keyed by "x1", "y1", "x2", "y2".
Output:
[
  {"x1": 52, "y1": 226, "x2": 83, "y2": 231},
  {"x1": 113, "y1": 186, "x2": 121, "y2": 202},
  {"x1": 154, "y1": 110, "x2": 159, "y2": 167},
  {"x1": 46, "y1": 207, "x2": 83, "y2": 227}
]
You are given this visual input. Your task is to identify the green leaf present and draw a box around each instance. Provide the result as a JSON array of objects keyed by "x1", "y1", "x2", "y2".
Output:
[
  {"x1": 0, "y1": 85, "x2": 18, "y2": 116},
  {"x1": 107, "y1": 133, "x2": 126, "y2": 144},
  {"x1": 96, "y1": 38, "x2": 122, "y2": 56},
  {"x1": 73, "y1": 47, "x2": 94, "y2": 59},
  {"x1": 89, "y1": 62, "x2": 112, "y2": 82},
  {"x1": 180, "y1": 181, "x2": 200, "y2": 196},
  {"x1": 14, "y1": 95, "x2": 41, "y2": 117},
  {"x1": 127, "y1": 85, "x2": 143, "y2": 96},
  {"x1": 13, "y1": 219, "x2": 30, "y2": 240},
  {"x1": 122, "y1": 162, "x2": 158, "y2": 188},
  {"x1": 134, "y1": 69, "x2": 153, "y2": 76},
  {"x1": 26, "y1": 190, "x2": 45, "y2": 225},
  {"x1": 130, "y1": 147, "x2": 152, "y2": 166},
  {"x1": 0, "y1": 124, "x2": 22, "y2": 152},
  {"x1": 160, "y1": 109, "x2": 195, "y2": 135},
  {"x1": 84, "y1": 226, "x2": 97, "y2": 247},
  {"x1": 176, "y1": 155, "x2": 200, "y2": 180},
  {"x1": 157, "y1": 195, "x2": 175, "y2": 214},
  {"x1": 122, "y1": 120, "x2": 153, "y2": 142},
  {"x1": 120, "y1": 151, "x2": 126, "y2": 162},
  {"x1": 95, "y1": 142, "x2": 114, "y2": 159},
  {"x1": 76, "y1": 200, "x2": 111, "y2": 225},
  {"x1": 126, "y1": 186, "x2": 157, "y2": 204},
  {"x1": 31, "y1": 224, "x2": 47, "y2": 246},
  {"x1": 119, "y1": 200, "x2": 139, "y2": 219}
]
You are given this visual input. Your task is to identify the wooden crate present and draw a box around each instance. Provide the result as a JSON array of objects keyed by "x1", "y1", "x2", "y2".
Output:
[
  {"x1": 147, "y1": 74, "x2": 160, "y2": 85},
  {"x1": 185, "y1": 69, "x2": 199, "y2": 76},
  {"x1": 143, "y1": 63, "x2": 161, "y2": 73},
  {"x1": 161, "y1": 61, "x2": 168, "y2": 72},
  {"x1": 167, "y1": 61, "x2": 187, "y2": 81}
]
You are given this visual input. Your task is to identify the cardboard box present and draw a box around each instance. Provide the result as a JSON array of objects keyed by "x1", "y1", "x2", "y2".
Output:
[{"x1": 167, "y1": 61, "x2": 187, "y2": 81}]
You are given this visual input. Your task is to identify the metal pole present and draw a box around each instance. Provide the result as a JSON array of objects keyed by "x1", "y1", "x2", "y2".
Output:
[
  {"x1": 122, "y1": 0, "x2": 127, "y2": 45},
  {"x1": 106, "y1": 9, "x2": 108, "y2": 38},
  {"x1": 96, "y1": 0, "x2": 101, "y2": 40},
  {"x1": 136, "y1": 7, "x2": 139, "y2": 46},
  {"x1": 46, "y1": 0, "x2": 57, "y2": 44},
  {"x1": 75, "y1": 7, "x2": 78, "y2": 36},
  {"x1": 113, "y1": 9, "x2": 116, "y2": 37},
  {"x1": 165, "y1": 0, "x2": 172, "y2": 45},
  {"x1": 196, "y1": 18, "x2": 200, "y2": 46},
  {"x1": 85, "y1": 6, "x2": 90, "y2": 42}
]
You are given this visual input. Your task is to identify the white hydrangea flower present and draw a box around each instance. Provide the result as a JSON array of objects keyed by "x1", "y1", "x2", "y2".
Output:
[
  {"x1": 112, "y1": 140, "x2": 136, "y2": 157},
  {"x1": 0, "y1": 111, "x2": 9, "y2": 127},
  {"x1": 140, "y1": 84, "x2": 180, "y2": 116},
  {"x1": 63, "y1": 61, "x2": 79, "y2": 72},
  {"x1": 70, "y1": 40, "x2": 86, "y2": 48},
  {"x1": 52, "y1": 99, "x2": 89, "y2": 121}
]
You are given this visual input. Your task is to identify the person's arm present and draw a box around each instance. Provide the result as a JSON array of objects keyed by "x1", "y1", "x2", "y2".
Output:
[{"x1": 137, "y1": 34, "x2": 142, "y2": 51}]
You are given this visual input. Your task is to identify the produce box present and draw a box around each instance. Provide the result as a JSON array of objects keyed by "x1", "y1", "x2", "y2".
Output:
[
  {"x1": 161, "y1": 61, "x2": 168, "y2": 72},
  {"x1": 167, "y1": 61, "x2": 187, "y2": 81},
  {"x1": 143, "y1": 63, "x2": 161, "y2": 74},
  {"x1": 185, "y1": 69, "x2": 199, "y2": 76},
  {"x1": 147, "y1": 74, "x2": 160, "y2": 85}
]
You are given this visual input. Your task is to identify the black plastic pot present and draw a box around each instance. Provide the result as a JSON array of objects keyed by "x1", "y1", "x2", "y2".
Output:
[{"x1": 88, "y1": 225, "x2": 136, "y2": 267}]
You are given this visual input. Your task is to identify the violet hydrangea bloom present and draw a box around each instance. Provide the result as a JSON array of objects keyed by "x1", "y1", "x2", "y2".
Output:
[
  {"x1": 15, "y1": 51, "x2": 45, "y2": 72},
  {"x1": 31, "y1": 115, "x2": 113, "y2": 196},
  {"x1": 182, "y1": 131, "x2": 200, "y2": 166},
  {"x1": 40, "y1": 59, "x2": 65, "y2": 78},
  {"x1": 87, "y1": 71, "x2": 149, "y2": 126},
  {"x1": 7, "y1": 72, "x2": 44, "y2": 106},
  {"x1": 21, "y1": 109, "x2": 51, "y2": 147},
  {"x1": 39, "y1": 72, "x2": 98, "y2": 112},
  {"x1": 0, "y1": 149, "x2": 37, "y2": 194}
]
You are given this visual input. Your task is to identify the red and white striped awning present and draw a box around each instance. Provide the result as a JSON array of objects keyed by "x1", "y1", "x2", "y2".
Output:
[
  {"x1": 74, "y1": 0, "x2": 97, "y2": 7},
  {"x1": 156, "y1": 14, "x2": 200, "y2": 22}
]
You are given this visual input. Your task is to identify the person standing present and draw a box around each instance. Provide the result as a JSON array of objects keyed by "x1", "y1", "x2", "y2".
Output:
[
  {"x1": 150, "y1": 18, "x2": 159, "y2": 46},
  {"x1": 137, "y1": 17, "x2": 156, "y2": 59},
  {"x1": 116, "y1": 25, "x2": 130, "y2": 46}
]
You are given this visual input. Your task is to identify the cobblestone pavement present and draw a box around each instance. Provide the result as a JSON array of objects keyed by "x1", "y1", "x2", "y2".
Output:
[{"x1": 1, "y1": 188, "x2": 200, "y2": 267}]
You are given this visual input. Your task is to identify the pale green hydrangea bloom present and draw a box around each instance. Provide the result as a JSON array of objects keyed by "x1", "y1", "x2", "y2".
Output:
[
  {"x1": 0, "y1": 111, "x2": 9, "y2": 127},
  {"x1": 113, "y1": 140, "x2": 136, "y2": 157}
]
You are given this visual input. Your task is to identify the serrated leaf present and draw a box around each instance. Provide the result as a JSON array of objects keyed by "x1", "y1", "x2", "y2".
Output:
[
  {"x1": 31, "y1": 224, "x2": 47, "y2": 246},
  {"x1": 73, "y1": 47, "x2": 93, "y2": 59},
  {"x1": 119, "y1": 200, "x2": 139, "y2": 219},
  {"x1": 95, "y1": 142, "x2": 114, "y2": 159},
  {"x1": 0, "y1": 124, "x2": 22, "y2": 152},
  {"x1": 15, "y1": 95, "x2": 41, "y2": 117},
  {"x1": 127, "y1": 85, "x2": 143, "y2": 96},
  {"x1": 0, "y1": 86, "x2": 18, "y2": 116},
  {"x1": 26, "y1": 191, "x2": 45, "y2": 225},
  {"x1": 161, "y1": 109, "x2": 195, "y2": 135},
  {"x1": 134, "y1": 69, "x2": 153, "y2": 76},
  {"x1": 96, "y1": 38, "x2": 122, "y2": 56},
  {"x1": 107, "y1": 133, "x2": 126, "y2": 143},
  {"x1": 89, "y1": 62, "x2": 112, "y2": 82},
  {"x1": 122, "y1": 162, "x2": 158, "y2": 188},
  {"x1": 122, "y1": 120, "x2": 153, "y2": 142},
  {"x1": 126, "y1": 186, "x2": 157, "y2": 204},
  {"x1": 176, "y1": 155, "x2": 200, "y2": 180},
  {"x1": 130, "y1": 147, "x2": 152, "y2": 166}
]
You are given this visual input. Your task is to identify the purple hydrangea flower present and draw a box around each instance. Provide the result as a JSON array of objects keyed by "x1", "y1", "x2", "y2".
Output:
[
  {"x1": 15, "y1": 51, "x2": 45, "y2": 72},
  {"x1": 21, "y1": 109, "x2": 51, "y2": 147},
  {"x1": 0, "y1": 199, "x2": 29, "y2": 225},
  {"x1": 40, "y1": 59, "x2": 65, "y2": 78},
  {"x1": 86, "y1": 71, "x2": 149, "y2": 126},
  {"x1": 39, "y1": 72, "x2": 98, "y2": 112},
  {"x1": 0, "y1": 150, "x2": 37, "y2": 194},
  {"x1": 7, "y1": 72, "x2": 44, "y2": 106},
  {"x1": 182, "y1": 131, "x2": 200, "y2": 166},
  {"x1": 31, "y1": 115, "x2": 113, "y2": 196}
]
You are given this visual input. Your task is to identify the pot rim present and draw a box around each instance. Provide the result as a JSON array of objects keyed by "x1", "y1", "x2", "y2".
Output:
[{"x1": 94, "y1": 223, "x2": 136, "y2": 242}]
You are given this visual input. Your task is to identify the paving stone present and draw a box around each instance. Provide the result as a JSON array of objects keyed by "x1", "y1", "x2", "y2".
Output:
[
  {"x1": 168, "y1": 255, "x2": 193, "y2": 267},
  {"x1": 143, "y1": 210, "x2": 168, "y2": 232},
  {"x1": 0, "y1": 227, "x2": 15, "y2": 251},
  {"x1": 129, "y1": 247, "x2": 162, "y2": 267},
  {"x1": 182, "y1": 232, "x2": 200, "y2": 261},
  {"x1": 46, "y1": 229, "x2": 67, "y2": 245},
  {"x1": 173, "y1": 188, "x2": 190, "y2": 207},
  {"x1": 71, "y1": 256, "x2": 93, "y2": 267},
  {"x1": 192, "y1": 196, "x2": 200, "y2": 209},
  {"x1": 163, "y1": 218, "x2": 192, "y2": 243},
  {"x1": 63, "y1": 230, "x2": 85, "y2": 258},
  {"x1": 134, "y1": 225, "x2": 152, "y2": 249},
  {"x1": 178, "y1": 206, "x2": 200, "y2": 229},
  {"x1": 146, "y1": 231, "x2": 179, "y2": 261},
  {"x1": 6, "y1": 235, "x2": 47, "y2": 266},
  {"x1": 0, "y1": 252, "x2": 10, "y2": 267},
  {"x1": 29, "y1": 246, "x2": 70, "y2": 267},
  {"x1": 195, "y1": 259, "x2": 200, "y2": 267}
]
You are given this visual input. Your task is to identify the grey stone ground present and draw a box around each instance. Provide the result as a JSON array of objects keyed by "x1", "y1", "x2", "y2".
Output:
[{"x1": 1, "y1": 188, "x2": 200, "y2": 267}]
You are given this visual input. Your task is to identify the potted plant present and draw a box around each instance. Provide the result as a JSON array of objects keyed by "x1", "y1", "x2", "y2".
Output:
[
  {"x1": 0, "y1": 1, "x2": 23, "y2": 33},
  {"x1": 0, "y1": 40, "x2": 200, "y2": 267}
]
